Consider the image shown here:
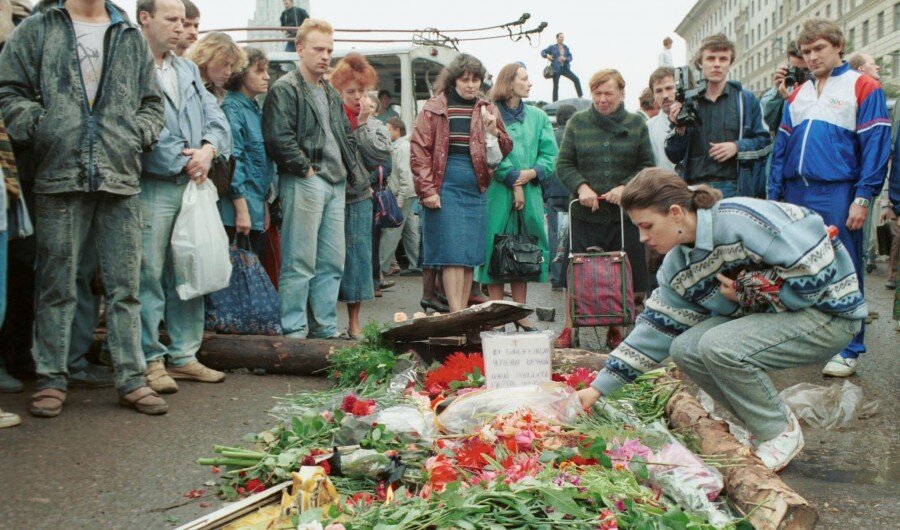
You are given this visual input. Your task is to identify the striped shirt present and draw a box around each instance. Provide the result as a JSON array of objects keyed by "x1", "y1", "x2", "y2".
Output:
[
  {"x1": 447, "y1": 89, "x2": 475, "y2": 156},
  {"x1": 591, "y1": 198, "x2": 868, "y2": 395}
]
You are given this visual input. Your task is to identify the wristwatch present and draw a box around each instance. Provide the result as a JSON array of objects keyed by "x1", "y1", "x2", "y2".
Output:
[{"x1": 852, "y1": 197, "x2": 870, "y2": 208}]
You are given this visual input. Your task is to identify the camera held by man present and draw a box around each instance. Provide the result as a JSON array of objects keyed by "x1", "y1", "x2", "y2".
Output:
[{"x1": 673, "y1": 66, "x2": 706, "y2": 128}]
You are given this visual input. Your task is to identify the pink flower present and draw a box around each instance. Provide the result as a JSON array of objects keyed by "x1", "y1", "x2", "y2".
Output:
[
  {"x1": 503, "y1": 454, "x2": 543, "y2": 484},
  {"x1": 514, "y1": 429, "x2": 536, "y2": 450},
  {"x1": 607, "y1": 438, "x2": 652, "y2": 468}
]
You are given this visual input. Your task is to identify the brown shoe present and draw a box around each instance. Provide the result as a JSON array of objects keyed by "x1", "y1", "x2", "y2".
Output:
[
  {"x1": 167, "y1": 361, "x2": 225, "y2": 383},
  {"x1": 30, "y1": 388, "x2": 66, "y2": 418},
  {"x1": 146, "y1": 360, "x2": 179, "y2": 394},
  {"x1": 120, "y1": 386, "x2": 168, "y2": 415}
]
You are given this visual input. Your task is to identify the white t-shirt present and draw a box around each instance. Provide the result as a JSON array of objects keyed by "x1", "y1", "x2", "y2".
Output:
[
  {"x1": 646, "y1": 114, "x2": 676, "y2": 171},
  {"x1": 73, "y1": 20, "x2": 109, "y2": 108},
  {"x1": 658, "y1": 49, "x2": 673, "y2": 67}
]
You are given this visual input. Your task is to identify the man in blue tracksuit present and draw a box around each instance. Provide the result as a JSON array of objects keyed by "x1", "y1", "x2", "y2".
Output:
[
  {"x1": 770, "y1": 19, "x2": 891, "y2": 377},
  {"x1": 665, "y1": 34, "x2": 771, "y2": 199}
]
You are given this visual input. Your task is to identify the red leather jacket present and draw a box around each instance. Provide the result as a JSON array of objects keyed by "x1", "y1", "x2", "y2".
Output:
[{"x1": 410, "y1": 93, "x2": 513, "y2": 200}]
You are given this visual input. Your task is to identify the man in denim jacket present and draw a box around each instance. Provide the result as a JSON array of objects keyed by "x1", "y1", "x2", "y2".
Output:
[
  {"x1": 138, "y1": 0, "x2": 231, "y2": 394},
  {"x1": 0, "y1": 0, "x2": 166, "y2": 416}
]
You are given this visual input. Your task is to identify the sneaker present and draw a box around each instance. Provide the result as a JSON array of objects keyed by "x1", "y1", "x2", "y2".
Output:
[
  {"x1": 821, "y1": 354, "x2": 858, "y2": 377},
  {"x1": 167, "y1": 361, "x2": 225, "y2": 383},
  {"x1": 379, "y1": 280, "x2": 396, "y2": 290},
  {"x1": 554, "y1": 327, "x2": 573, "y2": 349},
  {"x1": 0, "y1": 368, "x2": 24, "y2": 393},
  {"x1": 754, "y1": 411, "x2": 804, "y2": 472},
  {"x1": 145, "y1": 360, "x2": 179, "y2": 393},
  {"x1": 0, "y1": 408, "x2": 21, "y2": 428}
]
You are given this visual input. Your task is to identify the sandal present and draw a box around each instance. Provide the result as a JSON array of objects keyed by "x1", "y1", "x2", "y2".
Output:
[
  {"x1": 30, "y1": 388, "x2": 66, "y2": 418},
  {"x1": 119, "y1": 386, "x2": 168, "y2": 415}
]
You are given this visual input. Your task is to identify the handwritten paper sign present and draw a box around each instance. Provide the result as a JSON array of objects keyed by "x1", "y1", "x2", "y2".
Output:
[{"x1": 480, "y1": 330, "x2": 554, "y2": 389}]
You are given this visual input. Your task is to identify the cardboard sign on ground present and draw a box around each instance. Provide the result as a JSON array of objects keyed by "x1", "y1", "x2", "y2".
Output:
[{"x1": 480, "y1": 330, "x2": 554, "y2": 389}]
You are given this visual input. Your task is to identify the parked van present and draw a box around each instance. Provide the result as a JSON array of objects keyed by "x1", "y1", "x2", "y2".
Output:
[{"x1": 266, "y1": 44, "x2": 460, "y2": 131}]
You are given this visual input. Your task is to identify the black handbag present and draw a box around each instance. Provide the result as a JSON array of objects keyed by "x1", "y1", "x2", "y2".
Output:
[
  {"x1": 543, "y1": 64, "x2": 553, "y2": 79},
  {"x1": 209, "y1": 155, "x2": 236, "y2": 198},
  {"x1": 488, "y1": 207, "x2": 543, "y2": 281}
]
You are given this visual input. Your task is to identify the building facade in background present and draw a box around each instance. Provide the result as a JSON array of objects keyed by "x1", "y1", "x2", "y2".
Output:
[
  {"x1": 676, "y1": 0, "x2": 899, "y2": 96},
  {"x1": 249, "y1": 0, "x2": 311, "y2": 52}
]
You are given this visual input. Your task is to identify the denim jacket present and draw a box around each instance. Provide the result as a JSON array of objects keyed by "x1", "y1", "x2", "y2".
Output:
[
  {"x1": 218, "y1": 90, "x2": 273, "y2": 231},
  {"x1": 141, "y1": 54, "x2": 231, "y2": 182},
  {"x1": 541, "y1": 43, "x2": 574, "y2": 75},
  {"x1": 0, "y1": 0, "x2": 164, "y2": 194}
]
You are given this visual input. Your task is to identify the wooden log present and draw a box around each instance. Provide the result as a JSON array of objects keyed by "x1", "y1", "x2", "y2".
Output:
[
  {"x1": 661, "y1": 373, "x2": 817, "y2": 530},
  {"x1": 90, "y1": 331, "x2": 607, "y2": 377}
]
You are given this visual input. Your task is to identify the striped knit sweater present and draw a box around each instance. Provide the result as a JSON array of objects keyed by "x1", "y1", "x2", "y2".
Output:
[
  {"x1": 447, "y1": 88, "x2": 474, "y2": 156},
  {"x1": 591, "y1": 197, "x2": 868, "y2": 395}
]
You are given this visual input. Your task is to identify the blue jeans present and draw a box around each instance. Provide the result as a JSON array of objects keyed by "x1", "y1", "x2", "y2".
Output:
[
  {"x1": 279, "y1": 175, "x2": 345, "y2": 338},
  {"x1": 139, "y1": 179, "x2": 205, "y2": 367},
  {"x1": 670, "y1": 309, "x2": 859, "y2": 441},
  {"x1": 707, "y1": 180, "x2": 737, "y2": 199},
  {"x1": 33, "y1": 192, "x2": 145, "y2": 396},
  {"x1": 68, "y1": 244, "x2": 101, "y2": 372}
]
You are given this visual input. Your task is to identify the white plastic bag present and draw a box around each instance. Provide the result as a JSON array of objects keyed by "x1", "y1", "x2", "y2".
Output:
[
  {"x1": 171, "y1": 180, "x2": 232, "y2": 300},
  {"x1": 436, "y1": 382, "x2": 582, "y2": 434},
  {"x1": 779, "y1": 380, "x2": 880, "y2": 430}
]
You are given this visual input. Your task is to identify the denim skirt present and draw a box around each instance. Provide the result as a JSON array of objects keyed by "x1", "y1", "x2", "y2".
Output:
[
  {"x1": 339, "y1": 198, "x2": 374, "y2": 303},
  {"x1": 421, "y1": 154, "x2": 487, "y2": 267}
]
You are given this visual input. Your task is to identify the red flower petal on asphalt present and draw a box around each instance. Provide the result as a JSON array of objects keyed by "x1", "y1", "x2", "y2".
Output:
[
  {"x1": 210, "y1": 466, "x2": 221, "y2": 474},
  {"x1": 183, "y1": 489, "x2": 205, "y2": 499}
]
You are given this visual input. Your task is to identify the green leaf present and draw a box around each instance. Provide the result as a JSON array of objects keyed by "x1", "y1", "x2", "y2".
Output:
[
  {"x1": 538, "y1": 450, "x2": 559, "y2": 463},
  {"x1": 540, "y1": 488, "x2": 583, "y2": 518},
  {"x1": 291, "y1": 416, "x2": 304, "y2": 434},
  {"x1": 455, "y1": 520, "x2": 477, "y2": 530},
  {"x1": 371, "y1": 427, "x2": 382, "y2": 441}
]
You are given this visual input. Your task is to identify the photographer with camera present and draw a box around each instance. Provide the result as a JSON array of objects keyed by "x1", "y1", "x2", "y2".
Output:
[
  {"x1": 760, "y1": 41, "x2": 809, "y2": 133},
  {"x1": 665, "y1": 34, "x2": 771, "y2": 199},
  {"x1": 769, "y1": 19, "x2": 891, "y2": 377}
]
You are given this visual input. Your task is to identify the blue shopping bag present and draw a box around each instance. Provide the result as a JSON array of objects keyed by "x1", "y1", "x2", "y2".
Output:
[{"x1": 205, "y1": 240, "x2": 282, "y2": 335}]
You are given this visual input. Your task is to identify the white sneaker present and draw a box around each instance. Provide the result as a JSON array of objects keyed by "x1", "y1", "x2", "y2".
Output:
[
  {"x1": 821, "y1": 354, "x2": 858, "y2": 377},
  {"x1": 755, "y1": 411, "x2": 804, "y2": 472}
]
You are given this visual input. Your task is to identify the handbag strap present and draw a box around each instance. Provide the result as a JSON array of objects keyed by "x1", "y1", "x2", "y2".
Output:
[
  {"x1": 503, "y1": 204, "x2": 526, "y2": 235},
  {"x1": 567, "y1": 199, "x2": 626, "y2": 254},
  {"x1": 377, "y1": 165, "x2": 385, "y2": 189}
]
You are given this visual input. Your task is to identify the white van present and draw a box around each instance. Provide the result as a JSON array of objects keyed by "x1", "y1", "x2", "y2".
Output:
[{"x1": 266, "y1": 44, "x2": 460, "y2": 131}]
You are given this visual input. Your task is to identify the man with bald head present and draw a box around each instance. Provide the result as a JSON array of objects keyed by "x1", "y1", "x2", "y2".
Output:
[{"x1": 137, "y1": 0, "x2": 231, "y2": 394}]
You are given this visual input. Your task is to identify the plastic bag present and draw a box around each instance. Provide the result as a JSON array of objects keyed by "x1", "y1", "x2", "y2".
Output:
[
  {"x1": 360, "y1": 406, "x2": 439, "y2": 440},
  {"x1": 171, "y1": 180, "x2": 232, "y2": 300},
  {"x1": 436, "y1": 382, "x2": 582, "y2": 434},
  {"x1": 779, "y1": 380, "x2": 880, "y2": 430}
]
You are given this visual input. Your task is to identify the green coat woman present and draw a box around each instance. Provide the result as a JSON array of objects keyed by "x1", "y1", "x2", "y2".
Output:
[{"x1": 476, "y1": 65, "x2": 558, "y2": 325}]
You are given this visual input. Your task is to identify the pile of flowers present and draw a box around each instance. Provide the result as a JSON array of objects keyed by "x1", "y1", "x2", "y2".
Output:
[{"x1": 199, "y1": 350, "x2": 745, "y2": 530}]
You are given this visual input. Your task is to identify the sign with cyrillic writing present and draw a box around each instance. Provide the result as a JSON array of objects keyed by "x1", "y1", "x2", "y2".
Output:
[{"x1": 480, "y1": 331, "x2": 554, "y2": 389}]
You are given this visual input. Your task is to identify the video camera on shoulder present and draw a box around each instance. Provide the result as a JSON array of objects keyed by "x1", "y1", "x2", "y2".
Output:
[
  {"x1": 674, "y1": 66, "x2": 707, "y2": 128},
  {"x1": 783, "y1": 66, "x2": 806, "y2": 88}
]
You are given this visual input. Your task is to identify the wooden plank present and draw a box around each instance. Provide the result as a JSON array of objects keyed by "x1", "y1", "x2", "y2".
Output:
[{"x1": 382, "y1": 300, "x2": 533, "y2": 343}]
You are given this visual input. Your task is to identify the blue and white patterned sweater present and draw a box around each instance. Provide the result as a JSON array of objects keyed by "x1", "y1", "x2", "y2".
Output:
[{"x1": 591, "y1": 197, "x2": 868, "y2": 395}]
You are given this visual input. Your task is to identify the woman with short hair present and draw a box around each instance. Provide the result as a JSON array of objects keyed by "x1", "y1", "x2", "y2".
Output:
[
  {"x1": 410, "y1": 54, "x2": 513, "y2": 312},
  {"x1": 555, "y1": 69, "x2": 654, "y2": 348},
  {"x1": 218, "y1": 48, "x2": 273, "y2": 256},
  {"x1": 330, "y1": 53, "x2": 391, "y2": 339},
  {"x1": 578, "y1": 168, "x2": 867, "y2": 472},
  {"x1": 188, "y1": 32, "x2": 247, "y2": 103}
]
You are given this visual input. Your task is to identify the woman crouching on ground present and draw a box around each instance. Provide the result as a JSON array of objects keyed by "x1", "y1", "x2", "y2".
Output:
[{"x1": 578, "y1": 168, "x2": 867, "y2": 472}]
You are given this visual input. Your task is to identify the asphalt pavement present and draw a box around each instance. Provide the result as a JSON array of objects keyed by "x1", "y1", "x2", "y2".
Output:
[{"x1": 0, "y1": 267, "x2": 897, "y2": 529}]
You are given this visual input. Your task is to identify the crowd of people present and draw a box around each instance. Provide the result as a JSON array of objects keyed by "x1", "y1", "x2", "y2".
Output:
[{"x1": 0, "y1": 2, "x2": 896, "y2": 474}]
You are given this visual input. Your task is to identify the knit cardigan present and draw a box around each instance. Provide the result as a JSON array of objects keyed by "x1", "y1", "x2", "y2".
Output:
[
  {"x1": 592, "y1": 198, "x2": 868, "y2": 395},
  {"x1": 556, "y1": 104, "x2": 654, "y2": 224}
]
